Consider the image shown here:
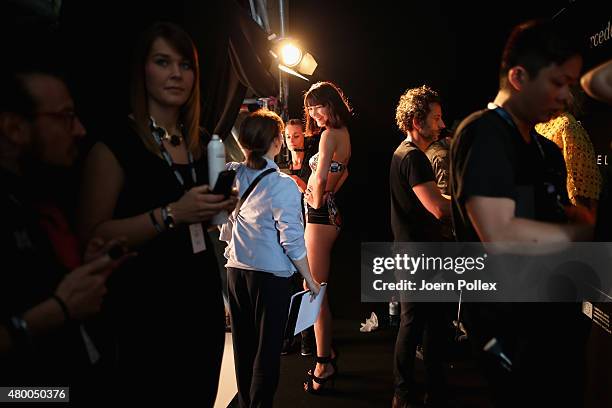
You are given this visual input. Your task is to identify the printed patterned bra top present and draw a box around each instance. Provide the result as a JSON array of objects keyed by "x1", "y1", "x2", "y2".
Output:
[{"x1": 309, "y1": 152, "x2": 346, "y2": 173}]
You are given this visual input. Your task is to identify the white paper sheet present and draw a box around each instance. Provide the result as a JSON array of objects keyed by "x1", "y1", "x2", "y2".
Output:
[{"x1": 290, "y1": 283, "x2": 327, "y2": 336}]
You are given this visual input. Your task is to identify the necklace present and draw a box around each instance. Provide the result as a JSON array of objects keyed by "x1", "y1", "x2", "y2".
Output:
[
  {"x1": 149, "y1": 118, "x2": 196, "y2": 188},
  {"x1": 149, "y1": 117, "x2": 185, "y2": 147},
  {"x1": 162, "y1": 132, "x2": 183, "y2": 147}
]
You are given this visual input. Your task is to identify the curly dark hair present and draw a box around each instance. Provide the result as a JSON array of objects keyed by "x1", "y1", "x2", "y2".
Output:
[{"x1": 395, "y1": 85, "x2": 440, "y2": 136}]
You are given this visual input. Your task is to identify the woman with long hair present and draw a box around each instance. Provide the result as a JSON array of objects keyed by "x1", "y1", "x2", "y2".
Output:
[
  {"x1": 77, "y1": 22, "x2": 235, "y2": 402},
  {"x1": 302, "y1": 81, "x2": 352, "y2": 394}
]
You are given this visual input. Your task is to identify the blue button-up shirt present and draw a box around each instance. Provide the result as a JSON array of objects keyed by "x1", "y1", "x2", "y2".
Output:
[{"x1": 219, "y1": 158, "x2": 306, "y2": 277}]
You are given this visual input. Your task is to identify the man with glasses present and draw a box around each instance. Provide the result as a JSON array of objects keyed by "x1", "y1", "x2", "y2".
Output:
[
  {"x1": 0, "y1": 69, "x2": 124, "y2": 399},
  {"x1": 27, "y1": 73, "x2": 85, "y2": 166}
]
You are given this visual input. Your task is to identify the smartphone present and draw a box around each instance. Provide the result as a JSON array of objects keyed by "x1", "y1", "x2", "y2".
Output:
[
  {"x1": 212, "y1": 169, "x2": 236, "y2": 198},
  {"x1": 107, "y1": 244, "x2": 126, "y2": 260}
]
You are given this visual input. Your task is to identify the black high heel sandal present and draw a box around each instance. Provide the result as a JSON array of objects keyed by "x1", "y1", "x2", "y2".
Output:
[{"x1": 304, "y1": 355, "x2": 337, "y2": 394}]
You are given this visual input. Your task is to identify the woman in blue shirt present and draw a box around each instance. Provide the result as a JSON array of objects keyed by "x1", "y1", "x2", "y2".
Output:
[{"x1": 220, "y1": 109, "x2": 320, "y2": 407}]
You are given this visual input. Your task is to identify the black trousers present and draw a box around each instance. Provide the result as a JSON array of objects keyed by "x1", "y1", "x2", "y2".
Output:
[
  {"x1": 227, "y1": 267, "x2": 291, "y2": 408},
  {"x1": 393, "y1": 302, "x2": 450, "y2": 400},
  {"x1": 111, "y1": 294, "x2": 225, "y2": 405},
  {"x1": 464, "y1": 302, "x2": 590, "y2": 408}
]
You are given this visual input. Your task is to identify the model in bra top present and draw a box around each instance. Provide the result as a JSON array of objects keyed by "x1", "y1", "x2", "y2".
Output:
[{"x1": 301, "y1": 81, "x2": 352, "y2": 395}]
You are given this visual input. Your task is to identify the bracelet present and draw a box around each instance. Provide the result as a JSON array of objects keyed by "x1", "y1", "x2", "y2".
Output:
[
  {"x1": 149, "y1": 209, "x2": 163, "y2": 233},
  {"x1": 52, "y1": 294, "x2": 71, "y2": 323}
]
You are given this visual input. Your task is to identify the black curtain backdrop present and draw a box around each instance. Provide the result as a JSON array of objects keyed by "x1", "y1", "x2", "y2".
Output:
[
  {"x1": 188, "y1": 0, "x2": 277, "y2": 140},
  {"x1": 9, "y1": 0, "x2": 278, "y2": 145}
]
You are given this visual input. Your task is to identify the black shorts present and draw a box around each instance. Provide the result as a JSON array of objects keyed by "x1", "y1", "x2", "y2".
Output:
[{"x1": 305, "y1": 192, "x2": 341, "y2": 228}]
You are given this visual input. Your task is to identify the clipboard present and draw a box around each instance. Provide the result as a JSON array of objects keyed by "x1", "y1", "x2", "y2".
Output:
[{"x1": 284, "y1": 283, "x2": 327, "y2": 339}]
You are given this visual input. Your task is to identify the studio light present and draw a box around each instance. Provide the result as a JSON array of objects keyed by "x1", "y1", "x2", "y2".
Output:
[
  {"x1": 269, "y1": 34, "x2": 318, "y2": 80},
  {"x1": 280, "y1": 42, "x2": 302, "y2": 67}
]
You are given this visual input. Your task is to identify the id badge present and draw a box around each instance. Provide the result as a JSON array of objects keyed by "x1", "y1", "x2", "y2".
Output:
[{"x1": 189, "y1": 223, "x2": 207, "y2": 253}]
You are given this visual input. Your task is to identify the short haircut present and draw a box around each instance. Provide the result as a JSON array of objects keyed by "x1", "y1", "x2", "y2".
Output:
[
  {"x1": 395, "y1": 85, "x2": 440, "y2": 135},
  {"x1": 500, "y1": 19, "x2": 582, "y2": 88},
  {"x1": 0, "y1": 73, "x2": 36, "y2": 121},
  {"x1": 0, "y1": 68, "x2": 64, "y2": 122}
]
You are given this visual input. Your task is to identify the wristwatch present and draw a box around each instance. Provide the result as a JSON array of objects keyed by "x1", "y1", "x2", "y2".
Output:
[
  {"x1": 162, "y1": 205, "x2": 176, "y2": 229},
  {"x1": 5, "y1": 316, "x2": 32, "y2": 351}
]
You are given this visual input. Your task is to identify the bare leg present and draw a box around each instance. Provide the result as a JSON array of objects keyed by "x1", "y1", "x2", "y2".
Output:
[{"x1": 304, "y1": 223, "x2": 339, "y2": 391}]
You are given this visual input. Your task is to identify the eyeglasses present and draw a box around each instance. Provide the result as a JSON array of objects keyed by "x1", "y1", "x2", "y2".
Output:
[{"x1": 35, "y1": 110, "x2": 79, "y2": 130}]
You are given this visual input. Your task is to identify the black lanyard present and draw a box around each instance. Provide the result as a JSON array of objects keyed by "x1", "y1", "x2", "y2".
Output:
[
  {"x1": 490, "y1": 104, "x2": 566, "y2": 216},
  {"x1": 490, "y1": 105, "x2": 547, "y2": 160},
  {"x1": 149, "y1": 117, "x2": 197, "y2": 189}
]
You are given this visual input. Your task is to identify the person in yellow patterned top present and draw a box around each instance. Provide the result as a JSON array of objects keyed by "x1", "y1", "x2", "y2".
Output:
[{"x1": 536, "y1": 110, "x2": 601, "y2": 215}]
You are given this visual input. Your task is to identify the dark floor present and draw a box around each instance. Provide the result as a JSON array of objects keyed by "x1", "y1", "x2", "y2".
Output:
[
  {"x1": 270, "y1": 319, "x2": 493, "y2": 408},
  {"x1": 265, "y1": 317, "x2": 612, "y2": 408}
]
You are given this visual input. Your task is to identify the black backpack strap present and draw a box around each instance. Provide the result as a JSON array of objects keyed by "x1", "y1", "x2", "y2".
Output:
[{"x1": 234, "y1": 168, "x2": 276, "y2": 215}]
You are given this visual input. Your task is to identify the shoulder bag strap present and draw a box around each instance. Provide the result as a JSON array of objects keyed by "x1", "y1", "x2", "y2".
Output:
[{"x1": 234, "y1": 168, "x2": 276, "y2": 216}]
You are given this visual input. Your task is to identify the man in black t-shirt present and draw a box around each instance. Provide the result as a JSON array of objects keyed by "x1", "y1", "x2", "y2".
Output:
[
  {"x1": 450, "y1": 20, "x2": 593, "y2": 407},
  {"x1": 390, "y1": 86, "x2": 450, "y2": 243},
  {"x1": 390, "y1": 85, "x2": 452, "y2": 408}
]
